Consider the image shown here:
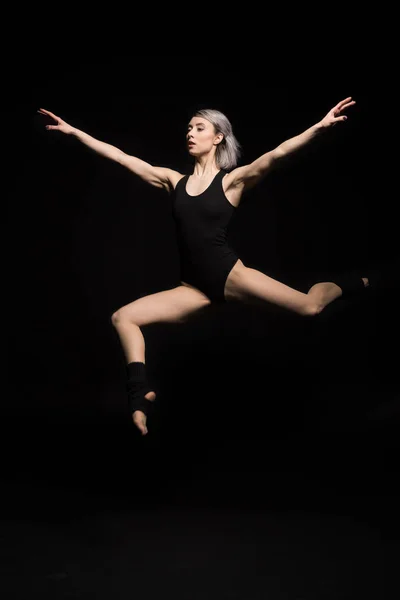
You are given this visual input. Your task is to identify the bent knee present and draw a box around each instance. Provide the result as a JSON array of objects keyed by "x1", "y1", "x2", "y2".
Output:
[
  {"x1": 111, "y1": 307, "x2": 137, "y2": 327},
  {"x1": 111, "y1": 309, "x2": 122, "y2": 327}
]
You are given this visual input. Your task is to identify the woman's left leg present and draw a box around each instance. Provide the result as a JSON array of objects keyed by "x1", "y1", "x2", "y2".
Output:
[{"x1": 224, "y1": 260, "x2": 368, "y2": 316}]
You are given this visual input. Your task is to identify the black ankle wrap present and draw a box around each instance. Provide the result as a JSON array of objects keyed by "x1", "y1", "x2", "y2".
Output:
[
  {"x1": 330, "y1": 272, "x2": 366, "y2": 296},
  {"x1": 126, "y1": 362, "x2": 154, "y2": 416}
]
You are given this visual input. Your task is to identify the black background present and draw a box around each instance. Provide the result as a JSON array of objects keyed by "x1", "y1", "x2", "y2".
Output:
[{"x1": 5, "y1": 54, "x2": 400, "y2": 598}]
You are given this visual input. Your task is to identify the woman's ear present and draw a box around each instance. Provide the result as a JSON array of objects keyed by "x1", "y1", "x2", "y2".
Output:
[{"x1": 214, "y1": 133, "x2": 224, "y2": 146}]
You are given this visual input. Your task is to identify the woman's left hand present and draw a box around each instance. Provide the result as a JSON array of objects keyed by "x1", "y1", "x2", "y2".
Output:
[{"x1": 320, "y1": 96, "x2": 356, "y2": 128}]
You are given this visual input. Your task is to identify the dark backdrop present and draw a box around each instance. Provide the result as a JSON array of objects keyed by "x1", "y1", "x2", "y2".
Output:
[{"x1": 7, "y1": 57, "x2": 399, "y2": 508}]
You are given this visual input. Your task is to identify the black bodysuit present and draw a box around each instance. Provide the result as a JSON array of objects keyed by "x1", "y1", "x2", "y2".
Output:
[{"x1": 172, "y1": 170, "x2": 239, "y2": 302}]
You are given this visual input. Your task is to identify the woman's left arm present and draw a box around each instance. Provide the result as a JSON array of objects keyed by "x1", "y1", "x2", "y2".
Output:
[{"x1": 228, "y1": 96, "x2": 356, "y2": 192}]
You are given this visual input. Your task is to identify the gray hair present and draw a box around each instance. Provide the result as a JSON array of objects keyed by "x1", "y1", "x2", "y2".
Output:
[{"x1": 194, "y1": 109, "x2": 242, "y2": 170}]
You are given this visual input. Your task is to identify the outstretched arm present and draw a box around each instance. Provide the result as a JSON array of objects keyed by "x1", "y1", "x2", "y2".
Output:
[
  {"x1": 227, "y1": 97, "x2": 356, "y2": 192},
  {"x1": 37, "y1": 108, "x2": 182, "y2": 192}
]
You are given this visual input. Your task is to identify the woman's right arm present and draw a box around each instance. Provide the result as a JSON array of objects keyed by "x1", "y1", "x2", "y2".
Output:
[{"x1": 37, "y1": 108, "x2": 182, "y2": 192}]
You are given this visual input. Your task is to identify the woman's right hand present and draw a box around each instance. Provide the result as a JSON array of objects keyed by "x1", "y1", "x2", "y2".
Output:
[{"x1": 37, "y1": 108, "x2": 75, "y2": 135}]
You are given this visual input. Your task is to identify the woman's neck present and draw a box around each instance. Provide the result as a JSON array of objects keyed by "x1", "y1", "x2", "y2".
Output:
[{"x1": 192, "y1": 157, "x2": 219, "y2": 178}]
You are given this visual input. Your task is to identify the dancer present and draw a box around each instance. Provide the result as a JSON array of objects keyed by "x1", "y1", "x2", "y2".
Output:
[{"x1": 38, "y1": 96, "x2": 370, "y2": 435}]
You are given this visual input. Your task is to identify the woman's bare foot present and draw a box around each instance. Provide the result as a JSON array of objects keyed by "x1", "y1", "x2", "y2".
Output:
[
  {"x1": 307, "y1": 277, "x2": 369, "y2": 311},
  {"x1": 307, "y1": 281, "x2": 343, "y2": 308},
  {"x1": 132, "y1": 391, "x2": 156, "y2": 435}
]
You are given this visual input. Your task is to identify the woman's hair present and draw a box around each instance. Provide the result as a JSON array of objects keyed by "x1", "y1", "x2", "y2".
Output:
[{"x1": 194, "y1": 109, "x2": 242, "y2": 170}]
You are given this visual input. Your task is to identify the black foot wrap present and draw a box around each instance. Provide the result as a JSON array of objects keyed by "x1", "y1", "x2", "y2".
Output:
[
  {"x1": 328, "y1": 260, "x2": 398, "y2": 296},
  {"x1": 330, "y1": 271, "x2": 366, "y2": 296},
  {"x1": 126, "y1": 362, "x2": 154, "y2": 416}
]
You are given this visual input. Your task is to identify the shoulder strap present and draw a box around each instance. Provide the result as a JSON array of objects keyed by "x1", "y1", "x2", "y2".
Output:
[{"x1": 173, "y1": 174, "x2": 188, "y2": 192}]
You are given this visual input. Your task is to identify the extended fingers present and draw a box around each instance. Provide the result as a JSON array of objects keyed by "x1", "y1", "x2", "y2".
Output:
[
  {"x1": 37, "y1": 108, "x2": 59, "y2": 121},
  {"x1": 336, "y1": 97, "x2": 356, "y2": 112}
]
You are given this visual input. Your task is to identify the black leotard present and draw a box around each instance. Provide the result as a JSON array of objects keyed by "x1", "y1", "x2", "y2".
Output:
[{"x1": 172, "y1": 170, "x2": 239, "y2": 302}]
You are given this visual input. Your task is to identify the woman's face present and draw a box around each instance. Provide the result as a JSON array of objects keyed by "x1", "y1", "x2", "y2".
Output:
[{"x1": 186, "y1": 116, "x2": 222, "y2": 157}]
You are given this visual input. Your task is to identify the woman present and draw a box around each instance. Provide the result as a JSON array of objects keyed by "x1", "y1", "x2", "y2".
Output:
[{"x1": 38, "y1": 97, "x2": 369, "y2": 436}]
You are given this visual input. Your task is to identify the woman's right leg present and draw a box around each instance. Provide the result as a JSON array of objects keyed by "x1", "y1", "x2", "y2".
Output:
[{"x1": 111, "y1": 284, "x2": 211, "y2": 435}]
